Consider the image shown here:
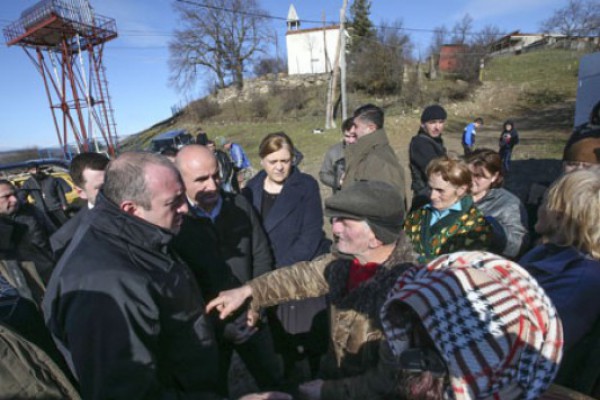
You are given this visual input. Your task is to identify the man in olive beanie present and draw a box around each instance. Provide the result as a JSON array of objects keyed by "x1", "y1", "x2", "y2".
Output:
[
  {"x1": 409, "y1": 104, "x2": 448, "y2": 211},
  {"x1": 207, "y1": 180, "x2": 417, "y2": 400}
]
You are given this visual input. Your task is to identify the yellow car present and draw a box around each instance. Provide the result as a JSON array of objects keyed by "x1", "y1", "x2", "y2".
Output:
[{"x1": 0, "y1": 159, "x2": 80, "y2": 207}]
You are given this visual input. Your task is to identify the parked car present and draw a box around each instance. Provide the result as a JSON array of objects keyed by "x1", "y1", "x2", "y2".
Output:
[{"x1": 151, "y1": 129, "x2": 193, "y2": 153}]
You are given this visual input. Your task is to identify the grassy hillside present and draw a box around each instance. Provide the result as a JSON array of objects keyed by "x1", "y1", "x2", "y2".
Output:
[
  {"x1": 122, "y1": 49, "x2": 587, "y2": 173},
  {"x1": 484, "y1": 49, "x2": 582, "y2": 99}
]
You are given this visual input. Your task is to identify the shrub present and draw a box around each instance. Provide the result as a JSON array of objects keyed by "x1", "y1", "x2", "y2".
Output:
[
  {"x1": 188, "y1": 98, "x2": 221, "y2": 121},
  {"x1": 253, "y1": 57, "x2": 287, "y2": 77},
  {"x1": 251, "y1": 97, "x2": 269, "y2": 119},
  {"x1": 280, "y1": 87, "x2": 307, "y2": 114},
  {"x1": 520, "y1": 88, "x2": 567, "y2": 106}
]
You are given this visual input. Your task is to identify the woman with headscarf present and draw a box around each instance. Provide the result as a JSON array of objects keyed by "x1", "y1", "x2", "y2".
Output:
[
  {"x1": 403, "y1": 156, "x2": 492, "y2": 264},
  {"x1": 380, "y1": 251, "x2": 563, "y2": 400}
]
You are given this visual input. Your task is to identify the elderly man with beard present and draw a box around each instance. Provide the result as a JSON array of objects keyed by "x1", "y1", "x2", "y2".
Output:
[{"x1": 207, "y1": 181, "x2": 417, "y2": 400}]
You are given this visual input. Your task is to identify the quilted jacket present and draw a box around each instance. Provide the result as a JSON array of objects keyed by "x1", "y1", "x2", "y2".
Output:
[{"x1": 247, "y1": 235, "x2": 417, "y2": 400}]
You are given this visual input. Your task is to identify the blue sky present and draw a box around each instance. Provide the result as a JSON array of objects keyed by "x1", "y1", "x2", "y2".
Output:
[{"x1": 0, "y1": 0, "x2": 564, "y2": 150}]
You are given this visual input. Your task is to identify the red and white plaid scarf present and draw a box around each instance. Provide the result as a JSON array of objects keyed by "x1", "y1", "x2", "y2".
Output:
[{"x1": 381, "y1": 251, "x2": 563, "y2": 400}]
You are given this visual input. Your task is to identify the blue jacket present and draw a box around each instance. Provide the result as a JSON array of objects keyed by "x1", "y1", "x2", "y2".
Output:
[
  {"x1": 229, "y1": 143, "x2": 251, "y2": 169},
  {"x1": 244, "y1": 168, "x2": 328, "y2": 267},
  {"x1": 520, "y1": 244, "x2": 600, "y2": 350},
  {"x1": 462, "y1": 122, "x2": 477, "y2": 147}
]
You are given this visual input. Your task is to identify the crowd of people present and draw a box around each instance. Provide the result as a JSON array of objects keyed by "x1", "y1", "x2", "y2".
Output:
[{"x1": 0, "y1": 100, "x2": 599, "y2": 400}]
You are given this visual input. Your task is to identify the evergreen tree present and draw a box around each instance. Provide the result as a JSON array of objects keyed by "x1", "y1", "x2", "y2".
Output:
[{"x1": 349, "y1": 0, "x2": 374, "y2": 49}]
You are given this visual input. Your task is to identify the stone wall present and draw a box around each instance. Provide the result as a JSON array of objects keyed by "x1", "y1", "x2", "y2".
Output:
[{"x1": 214, "y1": 73, "x2": 329, "y2": 104}]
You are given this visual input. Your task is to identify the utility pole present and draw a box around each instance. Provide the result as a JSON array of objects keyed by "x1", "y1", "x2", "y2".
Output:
[
  {"x1": 339, "y1": 0, "x2": 349, "y2": 121},
  {"x1": 324, "y1": 11, "x2": 335, "y2": 129},
  {"x1": 325, "y1": 0, "x2": 348, "y2": 129}
]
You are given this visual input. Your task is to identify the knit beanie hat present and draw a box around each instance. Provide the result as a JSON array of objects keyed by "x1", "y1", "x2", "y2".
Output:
[
  {"x1": 420, "y1": 104, "x2": 447, "y2": 123},
  {"x1": 215, "y1": 136, "x2": 228, "y2": 147},
  {"x1": 381, "y1": 251, "x2": 563, "y2": 400},
  {"x1": 563, "y1": 137, "x2": 600, "y2": 164},
  {"x1": 325, "y1": 180, "x2": 404, "y2": 245}
]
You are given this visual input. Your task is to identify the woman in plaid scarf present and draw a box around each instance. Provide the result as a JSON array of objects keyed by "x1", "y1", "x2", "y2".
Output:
[{"x1": 380, "y1": 251, "x2": 563, "y2": 400}]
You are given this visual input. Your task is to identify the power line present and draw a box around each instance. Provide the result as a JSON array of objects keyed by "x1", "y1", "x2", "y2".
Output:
[{"x1": 174, "y1": 0, "x2": 515, "y2": 37}]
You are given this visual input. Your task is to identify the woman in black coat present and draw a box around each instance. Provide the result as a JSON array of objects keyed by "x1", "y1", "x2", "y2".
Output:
[{"x1": 244, "y1": 132, "x2": 330, "y2": 380}]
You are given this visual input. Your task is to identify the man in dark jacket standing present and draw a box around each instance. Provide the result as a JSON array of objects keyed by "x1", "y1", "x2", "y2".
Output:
[
  {"x1": 342, "y1": 104, "x2": 406, "y2": 208},
  {"x1": 319, "y1": 118, "x2": 356, "y2": 193},
  {"x1": 0, "y1": 180, "x2": 55, "y2": 283},
  {"x1": 42, "y1": 152, "x2": 222, "y2": 400},
  {"x1": 173, "y1": 145, "x2": 283, "y2": 396},
  {"x1": 21, "y1": 165, "x2": 70, "y2": 227},
  {"x1": 409, "y1": 104, "x2": 448, "y2": 211},
  {"x1": 50, "y1": 152, "x2": 109, "y2": 257}
]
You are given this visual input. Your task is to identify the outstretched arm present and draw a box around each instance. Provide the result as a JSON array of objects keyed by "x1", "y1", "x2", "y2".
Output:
[{"x1": 206, "y1": 284, "x2": 253, "y2": 320}]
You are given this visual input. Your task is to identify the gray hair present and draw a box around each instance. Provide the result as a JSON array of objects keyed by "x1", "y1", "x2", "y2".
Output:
[{"x1": 103, "y1": 152, "x2": 179, "y2": 209}]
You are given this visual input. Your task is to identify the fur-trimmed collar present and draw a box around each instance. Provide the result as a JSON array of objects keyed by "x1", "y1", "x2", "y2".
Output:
[{"x1": 324, "y1": 233, "x2": 418, "y2": 327}]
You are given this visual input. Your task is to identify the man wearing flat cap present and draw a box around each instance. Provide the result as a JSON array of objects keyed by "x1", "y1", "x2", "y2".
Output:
[
  {"x1": 207, "y1": 181, "x2": 418, "y2": 400},
  {"x1": 409, "y1": 104, "x2": 448, "y2": 211}
]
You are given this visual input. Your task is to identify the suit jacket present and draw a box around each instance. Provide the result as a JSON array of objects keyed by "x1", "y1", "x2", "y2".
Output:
[
  {"x1": 172, "y1": 192, "x2": 274, "y2": 302},
  {"x1": 50, "y1": 206, "x2": 90, "y2": 258}
]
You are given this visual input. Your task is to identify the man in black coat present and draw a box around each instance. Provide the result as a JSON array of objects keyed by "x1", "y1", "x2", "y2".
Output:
[
  {"x1": 409, "y1": 104, "x2": 448, "y2": 211},
  {"x1": 42, "y1": 152, "x2": 222, "y2": 399},
  {"x1": 0, "y1": 179, "x2": 55, "y2": 283},
  {"x1": 173, "y1": 145, "x2": 283, "y2": 396},
  {"x1": 50, "y1": 152, "x2": 109, "y2": 257},
  {"x1": 21, "y1": 165, "x2": 70, "y2": 227}
]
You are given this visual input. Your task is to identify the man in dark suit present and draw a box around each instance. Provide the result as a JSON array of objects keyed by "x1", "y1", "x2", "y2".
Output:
[
  {"x1": 173, "y1": 145, "x2": 283, "y2": 397},
  {"x1": 49, "y1": 152, "x2": 109, "y2": 257}
]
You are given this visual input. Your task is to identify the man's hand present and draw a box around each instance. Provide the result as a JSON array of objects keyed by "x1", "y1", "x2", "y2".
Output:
[
  {"x1": 298, "y1": 379, "x2": 324, "y2": 400},
  {"x1": 206, "y1": 285, "x2": 253, "y2": 320},
  {"x1": 223, "y1": 312, "x2": 258, "y2": 345}
]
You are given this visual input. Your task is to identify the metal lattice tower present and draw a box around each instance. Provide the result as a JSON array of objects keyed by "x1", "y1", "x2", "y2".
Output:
[{"x1": 3, "y1": 0, "x2": 119, "y2": 157}]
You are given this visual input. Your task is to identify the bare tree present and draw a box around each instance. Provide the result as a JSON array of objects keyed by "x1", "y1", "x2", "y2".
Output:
[
  {"x1": 169, "y1": 0, "x2": 270, "y2": 92},
  {"x1": 429, "y1": 25, "x2": 448, "y2": 57},
  {"x1": 472, "y1": 24, "x2": 503, "y2": 48},
  {"x1": 540, "y1": 0, "x2": 600, "y2": 37},
  {"x1": 451, "y1": 14, "x2": 473, "y2": 45},
  {"x1": 454, "y1": 25, "x2": 502, "y2": 83}
]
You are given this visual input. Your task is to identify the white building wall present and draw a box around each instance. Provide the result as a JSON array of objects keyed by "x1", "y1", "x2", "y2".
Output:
[{"x1": 286, "y1": 28, "x2": 340, "y2": 75}]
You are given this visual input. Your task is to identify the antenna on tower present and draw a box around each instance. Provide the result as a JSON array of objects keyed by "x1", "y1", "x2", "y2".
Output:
[{"x1": 3, "y1": 0, "x2": 119, "y2": 158}]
